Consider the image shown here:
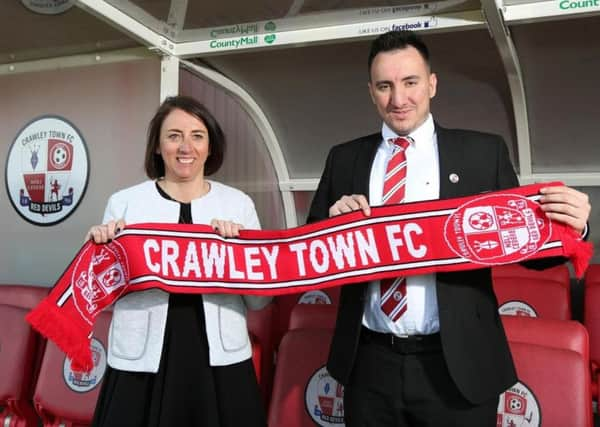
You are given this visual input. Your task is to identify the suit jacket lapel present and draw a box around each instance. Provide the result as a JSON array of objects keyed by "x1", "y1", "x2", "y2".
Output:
[
  {"x1": 437, "y1": 124, "x2": 465, "y2": 200},
  {"x1": 353, "y1": 133, "x2": 381, "y2": 200}
]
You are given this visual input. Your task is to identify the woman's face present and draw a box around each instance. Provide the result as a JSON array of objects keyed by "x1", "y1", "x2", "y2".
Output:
[{"x1": 157, "y1": 108, "x2": 210, "y2": 182}]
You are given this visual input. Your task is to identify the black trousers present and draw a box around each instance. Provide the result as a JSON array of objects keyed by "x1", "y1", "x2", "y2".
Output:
[{"x1": 343, "y1": 328, "x2": 498, "y2": 427}]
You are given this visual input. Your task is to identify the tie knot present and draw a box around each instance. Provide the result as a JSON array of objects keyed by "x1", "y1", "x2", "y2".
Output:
[{"x1": 390, "y1": 137, "x2": 411, "y2": 151}]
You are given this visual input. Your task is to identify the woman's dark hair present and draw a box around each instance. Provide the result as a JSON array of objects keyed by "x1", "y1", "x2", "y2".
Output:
[{"x1": 144, "y1": 95, "x2": 225, "y2": 178}]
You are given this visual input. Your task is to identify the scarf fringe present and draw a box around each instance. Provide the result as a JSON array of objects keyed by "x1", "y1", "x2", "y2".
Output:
[
  {"x1": 562, "y1": 229, "x2": 594, "y2": 278},
  {"x1": 25, "y1": 298, "x2": 94, "y2": 372}
]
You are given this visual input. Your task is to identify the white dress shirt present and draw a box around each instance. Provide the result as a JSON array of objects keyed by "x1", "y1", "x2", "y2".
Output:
[{"x1": 362, "y1": 114, "x2": 441, "y2": 336}]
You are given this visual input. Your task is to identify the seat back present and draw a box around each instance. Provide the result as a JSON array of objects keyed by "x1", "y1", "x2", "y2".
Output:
[
  {"x1": 273, "y1": 287, "x2": 340, "y2": 345},
  {"x1": 33, "y1": 311, "x2": 112, "y2": 426},
  {"x1": 492, "y1": 264, "x2": 570, "y2": 285},
  {"x1": 268, "y1": 329, "x2": 342, "y2": 427},
  {"x1": 501, "y1": 315, "x2": 588, "y2": 359},
  {"x1": 0, "y1": 284, "x2": 50, "y2": 310},
  {"x1": 584, "y1": 264, "x2": 600, "y2": 362},
  {"x1": 0, "y1": 304, "x2": 42, "y2": 427},
  {"x1": 288, "y1": 304, "x2": 338, "y2": 331},
  {"x1": 268, "y1": 302, "x2": 341, "y2": 427},
  {"x1": 0, "y1": 284, "x2": 49, "y2": 427},
  {"x1": 583, "y1": 264, "x2": 600, "y2": 398},
  {"x1": 499, "y1": 317, "x2": 592, "y2": 427},
  {"x1": 492, "y1": 265, "x2": 571, "y2": 319}
]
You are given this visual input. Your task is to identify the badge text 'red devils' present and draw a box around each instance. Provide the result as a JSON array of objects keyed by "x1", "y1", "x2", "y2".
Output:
[{"x1": 5, "y1": 115, "x2": 89, "y2": 226}]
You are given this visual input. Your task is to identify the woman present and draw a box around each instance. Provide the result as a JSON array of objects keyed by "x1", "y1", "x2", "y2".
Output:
[{"x1": 88, "y1": 95, "x2": 270, "y2": 427}]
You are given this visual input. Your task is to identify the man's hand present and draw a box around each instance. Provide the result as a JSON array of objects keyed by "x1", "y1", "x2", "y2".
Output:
[
  {"x1": 539, "y1": 185, "x2": 591, "y2": 235},
  {"x1": 329, "y1": 194, "x2": 371, "y2": 217}
]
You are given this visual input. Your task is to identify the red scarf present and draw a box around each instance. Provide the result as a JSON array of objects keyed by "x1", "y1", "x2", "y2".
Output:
[{"x1": 26, "y1": 182, "x2": 592, "y2": 371}]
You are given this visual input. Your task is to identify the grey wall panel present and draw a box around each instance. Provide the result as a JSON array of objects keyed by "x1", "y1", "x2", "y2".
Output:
[
  {"x1": 1, "y1": 59, "x2": 160, "y2": 285},
  {"x1": 512, "y1": 15, "x2": 600, "y2": 173},
  {"x1": 180, "y1": 69, "x2": 286, "y2": 230}
]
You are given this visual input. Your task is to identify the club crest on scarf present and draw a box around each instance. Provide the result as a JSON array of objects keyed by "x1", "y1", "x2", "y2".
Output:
[
  {"x1": 444, "y1": 194, "x2": 550, "y2": 265},
  {"x1": 71, "y1": 241, "x2": 129, "y2": 324}
]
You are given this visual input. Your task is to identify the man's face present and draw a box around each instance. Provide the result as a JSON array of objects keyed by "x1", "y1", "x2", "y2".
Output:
[{"x1": 368, "y1": 46, "x2": 437, "y2": 136}]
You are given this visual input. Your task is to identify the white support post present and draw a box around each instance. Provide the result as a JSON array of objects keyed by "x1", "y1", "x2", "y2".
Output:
[
  {"x1": 481, "y1": 0, "x2": 532, "y2": 178},
  {"x1": 160, "y1": 55, "x2": 180, "y2": 101}
]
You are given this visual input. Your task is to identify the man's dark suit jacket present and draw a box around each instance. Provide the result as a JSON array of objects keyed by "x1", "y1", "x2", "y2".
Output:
[{"x1": 307, "y1": 125, "x2": 522, "y2": 405}]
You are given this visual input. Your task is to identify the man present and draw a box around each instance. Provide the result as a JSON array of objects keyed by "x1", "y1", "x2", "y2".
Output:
[{"x1": 307, "y1": 30, "x2": 591, "y2": 426}]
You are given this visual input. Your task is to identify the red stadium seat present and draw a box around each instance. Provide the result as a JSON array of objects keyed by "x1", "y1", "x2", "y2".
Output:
[
  {"x1": 502, "y1": 315, "x2": 588, "y2": 358},
  {"x1": 499, "y1": 317, "x2": 592, "y2": 427},
  {"x1": 249, "y1": 333, "x2": 262, "y2": 387},
  {"x1": 32, "y1": 311, "x2": 112, "y2": 427},
  {"x1": 0, "y1": 284, "x2": 49, "y2": 310},
  {"x1": 273, "y1": 287, "x2": 340, "y2": 346},
  {"x1": 583, "y1": 264, "x2": 600, "y2": 398},
  {"x1": 492, "y1": 264, "x2": 571, "y2": 319},
  {"x1": 0, "y1": 285, "x2": 49, "y2": 427},
  {"x1": 247, "y1": 302, "x2": 275, "y2": 407},
  {"x1": 268, "y1": 328, "x2": 341, "y2": 427},
  {"x1": 288, "y1": 304, "x2": 338, "y2": 331},
  {"x1": 0, "y1": 304, "x2": 42, "y2": 427},
  {"x1": 492, "y1": 263, "x2": 570, "y2": 285}
]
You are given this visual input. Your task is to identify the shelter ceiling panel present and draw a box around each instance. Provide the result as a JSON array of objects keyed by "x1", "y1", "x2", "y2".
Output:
[
  {"x1": 184, "y1": 0, "x2": 294, "y2": 30},
  {"x1": 296, "y1": 0, "x2": 480, "y2": 15},
  {"x1": 2, "y1": 1, "x2": 139, "y2": 65},
  {"x1": 105, "y1": 0, "x2": 484, "y2": 42},
  {"x1": 204, "y1": 28, "x2": 515, "y2": 179},
  {"x1": 511, "y1": 15, "x2": 600, "y2": 173},
  {"x1": 119, "y1": 0, "x2": 170, "y2": 21}
]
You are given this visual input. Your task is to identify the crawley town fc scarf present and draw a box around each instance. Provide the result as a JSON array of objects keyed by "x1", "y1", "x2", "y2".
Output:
[{"x1": 27, "y1": 182, "x2": 592, "y2": 371}]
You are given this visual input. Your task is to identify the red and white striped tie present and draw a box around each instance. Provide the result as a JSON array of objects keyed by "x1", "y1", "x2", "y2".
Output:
[{"x1": 380, "y1": 137, "x2": 410, "y2": 322}]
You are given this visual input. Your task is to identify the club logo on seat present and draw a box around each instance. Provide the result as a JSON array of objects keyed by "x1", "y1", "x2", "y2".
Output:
[
  {"x1": 63, "y1": 337, "x2": 107, "y2": 393},
  {"x1": 497, "y1": 381, "x2": 541, "y2": 426},
  {"x1": 499, "y1": 301, "x2": 538, "y2": 318},
  {"x1": 305, "y1": 366, "x2": 345, "y2": 426},
  {"x1": 444, "y1": 194, "x2": 550, "y2": 265},
  {"x1": 298, "y1": 290, "x2": 332, "y2": 304}
]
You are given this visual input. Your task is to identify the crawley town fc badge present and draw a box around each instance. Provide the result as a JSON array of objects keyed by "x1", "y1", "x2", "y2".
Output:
[
  {"x1": 444, "y1": 193, "x2": 551, "y2": 265},
  {"x1": 21, "y1": 0, "x2": 75, "y2": 15},
  {"x1": 5, "y1": 116, "x2": 89, "y2": 226},
  {"x1": 63, "y1": 337, "x2": 107, "y2": 393},
  {"x1": 305, "y1": 366, "x2": 345, "y2": 426},
  {"x1": 497, "y1": 382, "x2": 541, "y2": 426}
]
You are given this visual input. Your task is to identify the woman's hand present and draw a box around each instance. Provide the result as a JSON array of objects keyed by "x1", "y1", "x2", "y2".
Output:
[
  {"x1": 211, "y1": 219, "x2": 244, "y2": 238},
  {"x1": 85, "y1": 219, "x2": 126, "y2": 244}
]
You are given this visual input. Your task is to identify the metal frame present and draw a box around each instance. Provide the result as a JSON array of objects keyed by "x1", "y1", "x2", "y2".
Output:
[
  {"x1": 0, "y1": 47, "x2": 154, "y2": 76},
  {"x1": 480, "y1": 0, "x2": 532, "y2": 178}
]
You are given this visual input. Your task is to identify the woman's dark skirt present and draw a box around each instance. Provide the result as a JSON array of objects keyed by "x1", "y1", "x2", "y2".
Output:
[{"x1": 92, "y1": 294, "x2": 267, "y2": 427}]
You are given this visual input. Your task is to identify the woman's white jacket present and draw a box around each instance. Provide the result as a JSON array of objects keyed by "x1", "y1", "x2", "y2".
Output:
[{"x1": 102, "y1": 180, "x2": 270, "y2": 373}]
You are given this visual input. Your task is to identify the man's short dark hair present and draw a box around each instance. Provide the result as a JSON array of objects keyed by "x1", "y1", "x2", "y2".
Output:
[
  {"x1": 368, "y1": 30, "x2": 431, "y2": 76},
  {"x1": 144, "y1": 95, "x2": 225, "y2": 179}
]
